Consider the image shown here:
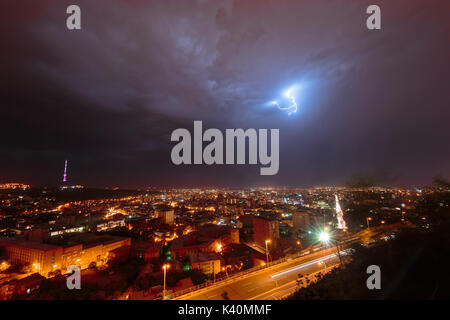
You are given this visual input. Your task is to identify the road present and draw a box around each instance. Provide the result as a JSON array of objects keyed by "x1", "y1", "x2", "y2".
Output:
[
  {"x1": 175, "y1": 246, "x2": 346, "y2": 300},
  {"x1": 174, "y1": 228, "x2": 398, "y2": 301}
]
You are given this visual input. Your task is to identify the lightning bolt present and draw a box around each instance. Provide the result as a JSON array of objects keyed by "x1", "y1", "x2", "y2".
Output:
[{"x1": 271, "y1": 88, "x2": 298, "y2": 116}]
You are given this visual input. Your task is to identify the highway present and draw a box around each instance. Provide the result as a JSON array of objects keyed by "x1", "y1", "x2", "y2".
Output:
[
  {"x1": 159, "y1": 226, "x2": 393, "y2": 300},
  {"x1": 175, "y1": 246, "x2": 347, "y2": 300},
  {"x1": 173, "y1": 227, "x2": 404, "y2": 301}
]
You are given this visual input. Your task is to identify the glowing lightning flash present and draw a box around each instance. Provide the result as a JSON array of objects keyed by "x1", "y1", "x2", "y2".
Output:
[{"x1": 271, "y1": 87, "x2": 299, "y2": 116}]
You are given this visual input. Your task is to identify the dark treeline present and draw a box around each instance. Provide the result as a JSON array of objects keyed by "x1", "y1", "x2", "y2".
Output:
[{"x1": 289, "y1": 190, "x2": 450, "y2": 299}]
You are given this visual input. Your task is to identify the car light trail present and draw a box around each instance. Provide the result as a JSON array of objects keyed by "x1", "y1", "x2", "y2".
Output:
[{"x1": 270, "y1": 250, "x2": 351, "y2": 278}]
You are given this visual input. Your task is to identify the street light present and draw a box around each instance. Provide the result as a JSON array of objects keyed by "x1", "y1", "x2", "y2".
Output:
[
  {"x1": 318, "y1": 230, "x2": 342, "y2": 265},
  {"x1": 265, "y1": 240, "x2": 271, "y2": 268},
  {"x1": 318, "y1": 231, "x2": 330, "y2": 243},
  {"x1": 366, "y1": 217, "x2": 372, "y2": 229},
  {"x1": 222, "y1": 266, "x2": 229, "y2": 278},
  {"x1": 162, "y1": 264, "x2": 170, "y2": 300}
]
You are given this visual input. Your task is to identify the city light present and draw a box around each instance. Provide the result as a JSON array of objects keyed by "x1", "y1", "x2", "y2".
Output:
[
  {"x1": 162, "y1": 263, "x2": 170, "y2": 300},
  {"x1": 0, "y1": 261, "x2": 9, "y2": 272},
  {"x1": 0, "y1": 183, "x2": 30, "y2": 190},
  {"x1": 265, "y1": 239, "x2": 271, "y2": 268},
  {"x1": 335, "y1": 194, "x2": 347, "y2": 230},
  {"x1": 366, "y1": 217, "x2": 372, "y2": 229},
  {"x1": 318, "y1": 231, "x2": 330, "y2": 243},
  {"x1": 0, "y1": 181, "x2": 442, "y2": 301}
]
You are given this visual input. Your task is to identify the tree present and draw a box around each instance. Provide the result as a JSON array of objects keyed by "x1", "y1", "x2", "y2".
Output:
[
  {"x1": 187, "y1": 269, "x2": 208, "y2": 285},
  {"x1": 221, "y1": 291, "x2": 230, "y2": 300},
  {"x1": 0, "y1": 246, "x2": 6, "y2": 260},
  {"x1": 432, "y1": 176, "x2": 450, "y2": 189},
  {"x1": 288, "y1": 225, "x2": 450, "y2": 299}
]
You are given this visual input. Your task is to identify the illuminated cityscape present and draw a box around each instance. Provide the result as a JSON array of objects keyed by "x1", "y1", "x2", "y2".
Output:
[
  {"x1": 1, "y1": 0, "x2": 449, "y2": 307},
  {"x1": 1, "y1": 182, "x2": 448, "y2": 300}
]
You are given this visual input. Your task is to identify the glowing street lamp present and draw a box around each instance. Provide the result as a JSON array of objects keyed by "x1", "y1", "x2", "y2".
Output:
[
  {"x1": 318, "y1": 230, "x2": 342, "y2": 265},
  {"x1": 32, "y1": 263, "x2": 40, "y2": 272},
  {"x1": 222, "y1": 266, "x2": 229, "y2": 278},
  {"x1": 265, "y1": 240, "x2": 271, "y2": 268},
  {"x1": 162, "y1": 264, "x2": 170, "y2": 300},
  {"x1": 318, "y1": 231, "x2": 330, "y2": 243},
  {"x1": 366, "y1": 217, "x2": 372, "y2": 229},
  {"x1": 0, "y1": 261, "x2": 9, "y2": 271}
]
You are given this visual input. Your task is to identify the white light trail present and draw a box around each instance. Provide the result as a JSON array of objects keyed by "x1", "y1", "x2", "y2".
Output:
[
  {"x1": 271, "y1": 250, "x2": 351, "y2": 278},
  {"x1": 335, "y1": 194, "x2": 347, "y2": 230}
]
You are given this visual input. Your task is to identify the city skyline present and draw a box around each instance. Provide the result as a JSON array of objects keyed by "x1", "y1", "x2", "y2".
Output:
[
  {"x1": 1, "y1": 0, "x2": 449, "y2": 305},
  {"x1": 2, "y1": 181, "x2": 447, "y2": 300},
  {"x1": 1, "y1": 1, "x2": 449, "y2": 188}
]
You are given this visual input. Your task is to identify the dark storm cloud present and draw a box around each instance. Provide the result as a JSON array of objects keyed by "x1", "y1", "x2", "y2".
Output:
[{"x1": 1, "y1": 0, "x2": 449, "y2": 187}]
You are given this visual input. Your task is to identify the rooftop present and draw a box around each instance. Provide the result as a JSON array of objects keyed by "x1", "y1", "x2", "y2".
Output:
[
  {"x1": 189, "y1": 252, "x2": 221, "y2": 264},
  {"x1": 0, "y1": 237, "x2": 60, "y2": 251}
]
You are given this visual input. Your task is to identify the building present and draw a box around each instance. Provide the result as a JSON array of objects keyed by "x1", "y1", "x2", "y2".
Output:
[
  {"x1": 292, "y1": 210, "x2": 310, "y2": 231},
  {"x1": 170, "y1": 225, "x2": 239, "y2": 259},
  {"x1": 171, "y1": 235, "x2": 219, "y2": 259},
  {"x1": 109, "y1": 245, "x2": 131, "y2": 264},
  {"x1": 59, "y1": 234, "x2": 131, "y2": 271},
  {"x1": 96, "y1": 217, "x2": 126, "y2": 232},
  {"x1": 24, "y1": 228, "x2": 51, "y2": 242},
  {"x1": 132, "y1": 241, "x2": 162, "y2": 262},
  {"x1": 221, "y1": 243, "x2": 254, "y2": 269},
  {"x1": 189, "y1": 252, "x2": 221, "y2": 275},
  {"x1": 0, "y1": 239, "x2": 63, "y2": 277},
  {"x1": 155, "y1": 207, "x2": 174, "y2": 225},
  {"x1": 49, "y1": 226, "x2": 86, "y2": 237},
  {"x1": 253, "y1": 215, "x2": 279, "y2": 248},
  {"x1": 0, "y1": 235, "x2": 131, "y2": 277},
  {"x1": 230, "y1": 228, "x2": 239, "y2": 244}
]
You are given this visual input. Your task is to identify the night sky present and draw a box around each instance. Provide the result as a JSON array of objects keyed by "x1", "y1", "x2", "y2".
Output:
[{"x1": 1, "y1": 0, "x2": 449, "y2": 188}]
